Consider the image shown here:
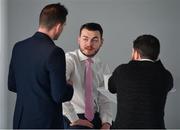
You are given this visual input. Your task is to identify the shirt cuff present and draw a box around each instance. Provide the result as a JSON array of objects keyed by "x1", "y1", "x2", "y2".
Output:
[
  {"x1": 65, "y1": 112, "x2": 79, "y2": 123},
  {"x1": 101, "y1": 114, "x2": 113, "y2": 125}
]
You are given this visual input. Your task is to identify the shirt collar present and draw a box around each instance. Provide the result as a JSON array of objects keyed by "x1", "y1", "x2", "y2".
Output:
[
  {"x1": 78, "y1": 49, "x2": 95, "y2": 63},
  {"x1": 138, "y1": 58, "x2": 155, "y2": 62}
]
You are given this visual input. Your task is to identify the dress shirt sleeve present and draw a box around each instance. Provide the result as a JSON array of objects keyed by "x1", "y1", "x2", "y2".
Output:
[
  {"x1": 65, "y1": 53, "x2": 75, "y2": 80},
  {"x1": 98, "y1": 93, "x2": 113, "y2": 125},
  {"x1": 98, "y1": 63, "x2": 113, "y2": 125},
  {"x1": 63, "y1": 102, "x2": 79, "y2": 122},
  {"x1": 63, "y1": 53, "x2": 79, "y2": 122}
]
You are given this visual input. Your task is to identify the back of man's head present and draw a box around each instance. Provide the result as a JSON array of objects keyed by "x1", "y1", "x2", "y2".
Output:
[
  {"x1": 133, "y1": 34, "x2": 160, "y2": 61},
  {"x1": 39, "y1": 3, "x2": 68, "y2": 30}
]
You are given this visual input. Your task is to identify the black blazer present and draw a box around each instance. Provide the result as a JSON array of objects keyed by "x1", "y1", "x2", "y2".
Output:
[
  {"x1": 108, "y1": 60, "x2": 173, "y2": 129},
  {"x1": 8, "y1": 32, "x2": 73, "y2": 129}
]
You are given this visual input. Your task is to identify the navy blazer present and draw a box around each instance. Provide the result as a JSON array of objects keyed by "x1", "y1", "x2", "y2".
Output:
[{"x1": 8, "y1": 32, "x2": 73, "y2": 129}]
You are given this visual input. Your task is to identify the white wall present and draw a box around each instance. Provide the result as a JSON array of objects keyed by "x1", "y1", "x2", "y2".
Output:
[
  {"x1": 6, "y1": 0, "x2": 180, "y2": 128},
  {"x1": 0, "y1": 0, "x2": 8, "y2": 128}
]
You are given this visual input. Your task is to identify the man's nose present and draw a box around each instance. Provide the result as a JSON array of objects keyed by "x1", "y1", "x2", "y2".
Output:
[{"x1": 87, "y1": 40, "x2": 93, "y2": 45}]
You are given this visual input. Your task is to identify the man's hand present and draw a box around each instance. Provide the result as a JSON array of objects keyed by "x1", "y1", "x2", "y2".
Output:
[
  {"x1": 100, "y1": 122, "x2": 111, "y2": 130},
  {"x1": 70, "y1": 119, "x2": 94, "y2": 128}
]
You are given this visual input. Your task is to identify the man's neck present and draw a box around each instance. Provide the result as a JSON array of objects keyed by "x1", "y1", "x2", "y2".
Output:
[{"x1": 38, "y1": 27, "x2": 53, "y2": 40}]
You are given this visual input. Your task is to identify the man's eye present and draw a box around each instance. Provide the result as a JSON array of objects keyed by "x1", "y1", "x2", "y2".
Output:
[
  {"x1": 83, "y1": 39, "x2": 88, "y2": 42},
  {"x1": 92, "y1": 39, "x2": 98, "y2": 43}
]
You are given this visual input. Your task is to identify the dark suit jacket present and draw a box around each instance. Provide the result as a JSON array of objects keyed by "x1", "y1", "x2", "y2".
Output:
[
  {"x1": 108, "y1": 60, "x2": 173, "y2": 129},
  {"x1": 8, "y1": 32, "x2": 73, "y2": 129}
]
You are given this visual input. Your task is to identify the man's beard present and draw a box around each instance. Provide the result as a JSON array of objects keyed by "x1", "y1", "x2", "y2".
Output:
[
  {"x1": 80, "y1": 47, "x2": 100, "y2": 57},
  {"x1": 53, "y1": 34, "x2": 60, "y2": 40}
]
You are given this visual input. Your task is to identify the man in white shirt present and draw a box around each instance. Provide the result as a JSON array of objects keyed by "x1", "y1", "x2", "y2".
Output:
[{"x1": 63, "y1": 23, "x2": 113, "y2": 129}]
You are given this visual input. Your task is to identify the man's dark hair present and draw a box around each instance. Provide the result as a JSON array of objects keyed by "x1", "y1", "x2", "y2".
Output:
[
  {"x1": 79, "y1": 23, "x2": 103, "y2": 38},
  {"x1": 133, "y1": 34, "x2": 160, "y2": 61},
  {"x1": 39, "y1": 3, "x2": 68, "y2": 30}
]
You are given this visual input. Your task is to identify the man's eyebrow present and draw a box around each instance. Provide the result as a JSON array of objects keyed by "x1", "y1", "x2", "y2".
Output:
[
  {"x1": 82, "y1": 36, "x2": 88, "y2": 38},
  {"x1": 82, "y1": 35, "x2": 99, "y2": 39},
  {"x1": 92, "y1": 36, "x2": 98, "y2": 39}
]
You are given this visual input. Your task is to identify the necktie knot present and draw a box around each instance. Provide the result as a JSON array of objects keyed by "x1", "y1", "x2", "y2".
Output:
[{"x1": 85, "y1": 58, "x2": 93, "y2": 65}]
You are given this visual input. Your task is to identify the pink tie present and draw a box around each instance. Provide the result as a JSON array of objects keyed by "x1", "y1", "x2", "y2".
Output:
[{"x1": 84, "y1": 58, "x2": 94, "y2": 121}]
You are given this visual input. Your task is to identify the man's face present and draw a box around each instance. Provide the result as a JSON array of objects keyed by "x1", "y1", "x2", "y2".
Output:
[{"x1": 78, "y1": 28, "x2": 103, "y2": 57}]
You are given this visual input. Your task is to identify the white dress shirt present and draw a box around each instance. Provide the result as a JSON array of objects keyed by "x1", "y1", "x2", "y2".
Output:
[{"x1": 63, "y1": 49, "x2": 113, "y2": 124}]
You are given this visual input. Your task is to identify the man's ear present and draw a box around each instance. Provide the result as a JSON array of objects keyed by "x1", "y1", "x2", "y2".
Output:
[
  {"x1": 132, "y1": 48, "x2": 141, "y2": 60},
  {"x1": 100, "y1": 38, "x2": 104, "y2": 47},
  {"x1": 77, "y1": 36, "x2": 80, "y2": 46},
  {"x1": 131, "y1": 48, "x2": 134, "y2": 60},
  {"x1": 56, "y1": 23, "x2": 62, "y2": 32}
]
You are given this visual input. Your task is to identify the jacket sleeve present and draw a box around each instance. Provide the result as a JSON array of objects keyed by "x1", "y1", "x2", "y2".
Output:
[
  {"x1": 165, "y1": 69, "x2": 174, "y2": 92},
  {"x1": 108, "y1": 69, "x2": 117, "y2": 94},
  {"x1": 8, "y1": 45, "x2": 17, "y2": 93},
  {"x1": 47, "y1": 47, "x2": 73, "y2": 104},
  {"x1": 156, "y1": 60, "x2": 174, "y2": 92}
]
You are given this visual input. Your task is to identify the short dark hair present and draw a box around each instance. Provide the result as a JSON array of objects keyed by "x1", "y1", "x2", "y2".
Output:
[
  {"x1": 79, "y1": 23, "x2": 103, "y2": 38},
  {"x1": 39, "y1": 3, "x2": 68, "y2": 30},
  {"x1": 133, "y1": 34, "x2": 160, "y2": 61}
]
